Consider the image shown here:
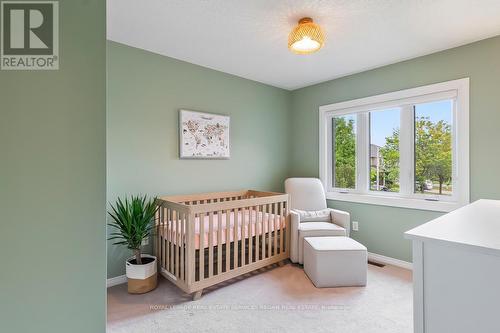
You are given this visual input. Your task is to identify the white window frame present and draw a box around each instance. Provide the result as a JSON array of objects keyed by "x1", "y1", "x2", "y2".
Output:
[{"x1": 319, "y1": 78, "x2": 469, "y2": 212}]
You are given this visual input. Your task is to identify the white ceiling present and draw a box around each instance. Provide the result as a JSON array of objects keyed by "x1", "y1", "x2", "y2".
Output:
[{"x1": 107, "y1": 0, "x2": 500, "y2": 90}]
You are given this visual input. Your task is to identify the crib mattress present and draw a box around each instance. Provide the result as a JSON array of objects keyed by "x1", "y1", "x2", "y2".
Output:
[{"x1": 160, "y1": 210, "x2": 285, "y2": 250}]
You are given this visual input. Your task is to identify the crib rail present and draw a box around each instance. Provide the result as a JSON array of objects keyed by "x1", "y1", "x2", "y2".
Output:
[{"x1": 155, "y1": 190, "x2": 290, "y2": 296}]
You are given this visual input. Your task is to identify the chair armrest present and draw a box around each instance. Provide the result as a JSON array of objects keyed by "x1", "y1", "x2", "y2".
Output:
[
  {"x1": 329, "y1": 209, "x2": 351, "y2": 237},
  {"x1": 289, "y1": 210, "x2": 301, "y2": 263}
]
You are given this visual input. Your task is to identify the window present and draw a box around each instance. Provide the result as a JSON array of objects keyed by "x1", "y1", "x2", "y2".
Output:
[
  {"x1": 414, "y1": 100, "x2": 453, "y2": 197},
  {"x1": 319, "y1": 79, "x2": 469, "y2": 212},
  {"x1": 369, "y1": 108, "x2": 400, "y2": 193},
  {"x1": 333, "y1": 114, "x2": 356, "y2": 189}
]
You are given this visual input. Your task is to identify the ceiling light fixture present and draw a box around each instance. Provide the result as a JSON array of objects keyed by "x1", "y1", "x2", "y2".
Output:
[{"x1": 288, "y1": 17, "x2": 325, "y2": 55}]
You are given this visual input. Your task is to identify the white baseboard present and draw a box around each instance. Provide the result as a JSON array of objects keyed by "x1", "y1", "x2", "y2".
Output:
[
  {"x1": 107, "y1": 274, "x2": 127, "y2": 288},
  {"x1": 107, "y1": 253, "x2": 411, "y2": 287},
  {"x1": 368, "y1": 252, "x2": 413, "y2": 270}
]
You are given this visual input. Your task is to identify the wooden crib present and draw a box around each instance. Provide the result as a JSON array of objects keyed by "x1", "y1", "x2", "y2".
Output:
[{"x1": 155, "y1": 190, "x2": 290, "y2": 300}]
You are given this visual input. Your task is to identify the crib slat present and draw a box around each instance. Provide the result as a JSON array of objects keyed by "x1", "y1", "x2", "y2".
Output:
[
  {"x1": 168, "y1": 209, "x2": 172, "y2": 272},
  {"x1": 267, "y1": 204, "x2": 272, "y2": 258},
  {"x1": 285, "y1": 201, "x2": 289, "y2": 253},
  {"x1": 173, "y1": 210, "x2": 177, "y2": 276},
  {"x1": 180, "y1": 212, "x2": 185, "y2": 281},
  {"x1": 158, "y1": 207, "x2": 163, "y2": 269},
  {"x1": 163, "y1": 208, "x2": 167, "y2": 270},
  {"x1": 186, "y1": 212, "x2": 195, "y2": 284},
  {"x1": 163, "y1": 208, "x2": 167, "y2": 271},
  {"x1": 176, "y1": 210, "x2": 180, "y2": 277},
  {"x1": 279, "y1": 202, "x2": 284, "y2": 255},
  {"x1": 225, "y1": 209, "x2": 230, "y2": 273},
  {"x1": 172, "y1": 210, "x2": 176, "y2": 276},
  {"x1": 199, "y1": 212, "x2": 205, "y2": 280},
  {"x1": 161, "y1": 208, "x2": 168, "y2": 270},
  {"x1": 273, "y1": 203, "x2": 278, "y2": 256},
  {"x1": 157, "y1": 207, "x2": 161, "y2": 268},
  {"x1": 262, "y1": 204, "x2": 267, "y2": 258},
  {"x1": 217, "y1": 211, "x2": 222, "y2": 275},
  {"x1": 171, "y1": 210, "x2": 175, "y2": 274},
  {"x1": 208, "y1": 212, "x2": 214, "y2": 278},
  {"x1": 233, "y1": 208, "x2": 238, "y2": 268},
  {"x1": 240, "y1": 207, "x2": 245, "y2": 266},
  {"x1": 166, "y1": 208, "x2": 170, "y2": 271},
  {"x1": 255, "y1": 205, "x2": 260, "y2": 261},
  {"x1": 171, "y1": 209, "x2": 175, "y2": 270},
  {"x1": 248, "y1": 206, "x2": 253, "y2": 264}
]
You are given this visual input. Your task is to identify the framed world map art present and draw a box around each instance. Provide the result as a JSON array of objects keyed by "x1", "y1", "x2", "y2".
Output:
[{"x1": 179, "y1": 110, "x2": 230, "y2": 159}]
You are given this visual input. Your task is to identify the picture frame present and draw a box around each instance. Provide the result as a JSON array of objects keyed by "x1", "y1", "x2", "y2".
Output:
[{"x1": 179, "y1": 109, "x2": 230, "y2": 159}]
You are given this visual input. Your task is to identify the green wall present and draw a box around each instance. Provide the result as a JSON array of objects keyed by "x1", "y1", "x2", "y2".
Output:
[
  {"x1": 107, "y1": 41, "x2": 291, "y2": 278},
  {"x1": 107, "y1": 36, "x2": 500, "y2": 277},
  {"x1": 0, "y1": 1, "x2": 106, "y2": 333},
  {"x1": 290, "y1": 36, "x2": 500, "y2": 262}
]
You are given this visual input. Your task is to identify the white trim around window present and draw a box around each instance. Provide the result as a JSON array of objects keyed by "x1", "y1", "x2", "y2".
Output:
[{"x1": 319, "y1": 78, "x2": 469, "y2": 212}]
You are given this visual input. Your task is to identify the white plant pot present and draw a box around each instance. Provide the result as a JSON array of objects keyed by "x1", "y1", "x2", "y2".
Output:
[{"x1": 125, "y1": 254, "x2": 157, "y2": 294}]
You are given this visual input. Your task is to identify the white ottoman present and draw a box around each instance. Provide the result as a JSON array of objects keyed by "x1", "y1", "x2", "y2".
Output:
[{"x1": 304, "y1": 236, "x2": 367, "y2": 288}]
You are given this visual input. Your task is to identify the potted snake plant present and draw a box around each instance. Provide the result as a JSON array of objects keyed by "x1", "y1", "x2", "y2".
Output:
[{"x1": 108, "y1": 195, "x2": 159, "y2": 294}]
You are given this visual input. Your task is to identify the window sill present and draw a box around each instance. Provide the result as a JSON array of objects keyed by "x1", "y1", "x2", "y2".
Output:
[{"x1": 325, "y1": 192, "x2": 465, "y2": 212}]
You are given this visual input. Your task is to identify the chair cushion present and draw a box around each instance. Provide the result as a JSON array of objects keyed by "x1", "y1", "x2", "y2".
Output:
[
  {"x1": 299, "y1": 222, "x2": 346, "y2": 234},
  {"x1": 294, "y1": 209, "x2": 332, "y2": 222}
]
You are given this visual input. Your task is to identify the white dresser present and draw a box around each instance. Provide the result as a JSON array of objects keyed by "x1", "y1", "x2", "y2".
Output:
[{"x1": 405, "y1": 199, "x2": 500, "y2": 333}]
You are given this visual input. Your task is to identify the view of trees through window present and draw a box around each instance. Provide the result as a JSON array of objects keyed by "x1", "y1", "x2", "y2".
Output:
[
  {"x1": 414, "y1": 100, "x2": 453, "y2": 196},
  {"x1": 370, "y1": 108, "x2": 400, "y2": 192},
  {"x1": 333, "y1": 115, "x2": 356, "y2": 189},
  {"x1": 332, "y1": 100, "x2": 453, "y2": 196}
]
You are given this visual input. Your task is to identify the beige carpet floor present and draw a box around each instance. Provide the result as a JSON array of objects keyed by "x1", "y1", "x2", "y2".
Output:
[{"x1": 107, "y1": 262, "x2": 412, "y2": 333}]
